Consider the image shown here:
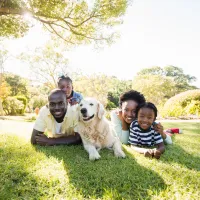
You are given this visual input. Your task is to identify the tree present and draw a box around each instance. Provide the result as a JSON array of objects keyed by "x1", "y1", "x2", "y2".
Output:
[
  {"x1": 20, "y1": 42, "x2": 70, "y2": 90},
  {"x1": 137, "y1": 65, "x2": 197, "y2": 95},
  {"x1": 0, "y1": 0, "x2": 129, "y2": 45},
  {"x1": 0, "y1": 46, "x2": 9, "y2": 115},
  {"x1": 4, "y1": 73, "x2": 29, "y2": 98},
  {"x1": 74, "y1": 74, "x2": 132, "y2": 106},
  {"x1": 132, "y1": 74, "x2": 176, "y2": 106}
]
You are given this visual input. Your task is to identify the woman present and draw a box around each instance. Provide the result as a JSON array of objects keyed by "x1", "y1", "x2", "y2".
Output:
[
  {"x1": 57, "y1": 75, "x2": 83, "y2": 106},
  {"x1": 110, "y1": 90, "x2": 172, "y2": 144}
]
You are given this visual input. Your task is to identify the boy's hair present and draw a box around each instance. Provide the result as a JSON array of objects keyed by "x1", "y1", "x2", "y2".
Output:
[
  {"x1": 119, "y1": 90, "x2": 146, "y2": 108},
  {"x1": 48, "y1": 89, "x2": 66, "y2": 101},
  {"x1": 57, "y1": 75, "x2": 72, "y2": 85},
  {"x1": 136, "y1": 102, "x2": 158, "y2": 118}
]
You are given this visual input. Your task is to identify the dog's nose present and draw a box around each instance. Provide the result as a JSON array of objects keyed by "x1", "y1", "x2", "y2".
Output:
[{"x1": 80, "y1": 108, "x2": 87, "y2": 114}]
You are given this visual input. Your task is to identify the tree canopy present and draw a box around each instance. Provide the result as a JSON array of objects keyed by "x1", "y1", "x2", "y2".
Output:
[
  {"x1": 137, "y1": 65, "x2": 197, "y2": 94},
  {"x1": 0, "y1": 0, "x2": 129, "y2": 45}
]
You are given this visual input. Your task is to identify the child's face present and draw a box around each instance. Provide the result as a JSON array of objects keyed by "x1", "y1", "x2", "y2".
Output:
[
  {"x1": 137, "y1": 107, "x2": 155, "y2": 130},
  {"x1": 58, "y1": 80, "x2": 73, "y2": 98}
]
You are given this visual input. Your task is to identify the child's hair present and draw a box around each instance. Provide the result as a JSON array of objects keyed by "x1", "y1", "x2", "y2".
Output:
[
  {"x1": 119, "y1": 90, "x2": 146, "y2": 108},
  {"x1": 136, "y1": 102, "x2": 157, "y2": 118},
  {"x1": 57, "y1": 75, "x2": 72, "y2": 85}
]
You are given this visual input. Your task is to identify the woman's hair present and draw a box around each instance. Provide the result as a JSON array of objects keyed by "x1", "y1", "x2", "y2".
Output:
[
  {"x1": 57, "y1": 75, "x2": 72, "y2": 85},
  {"x1": 136, "y1": 102, "x2": 157, "y2": 118},
  {"x1": 119, "y1": 90, "x2": 146, "y2": 107}
]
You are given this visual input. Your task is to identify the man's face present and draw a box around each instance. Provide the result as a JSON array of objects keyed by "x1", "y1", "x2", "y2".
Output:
[
  {"x1": 58, "y1": 80, "x2": 73, "y2": 98},
  {"x1": 49, "y1": 92, "x2": 67, "y2": 119}
]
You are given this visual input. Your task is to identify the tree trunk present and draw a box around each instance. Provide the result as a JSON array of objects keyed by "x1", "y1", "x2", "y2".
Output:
[{"x1": 0, "y1": 98, "x2": 4, "y2": 115}]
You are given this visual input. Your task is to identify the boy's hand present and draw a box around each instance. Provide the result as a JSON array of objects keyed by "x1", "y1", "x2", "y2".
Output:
[
  {"x1": 144, "y1": 149, "x2": 154, "y2": 158},
  {"x1": 153, "y1": 149, "x2": 162, "y2": 159},
  {"x1": 154, "y1": 122, "x2": 164, "y2": 134}
]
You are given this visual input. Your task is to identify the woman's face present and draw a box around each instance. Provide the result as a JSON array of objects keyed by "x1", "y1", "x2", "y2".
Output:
[
  {"x1": 121, "y1": 100, "x2": 138, "y2": 124},
  {"x1": 58, "y1": 80, "x2": 73, "y2": 98}
]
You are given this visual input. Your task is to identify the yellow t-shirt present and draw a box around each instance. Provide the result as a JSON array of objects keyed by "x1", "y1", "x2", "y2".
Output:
[{"x1": 33, "y1": 105, "x2": 78, "y2": 138}]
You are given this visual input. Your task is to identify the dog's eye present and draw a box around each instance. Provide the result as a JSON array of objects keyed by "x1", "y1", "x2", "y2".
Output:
[
  {"x1": 80, "y1": 104, "x2": 83, "y2": 107},
  {"x1": 90, "y1": 103, "x2": 94, "y2": 106}
]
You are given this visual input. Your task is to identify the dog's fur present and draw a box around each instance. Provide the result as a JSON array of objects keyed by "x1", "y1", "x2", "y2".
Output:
[{"x1": 76, "y1": 97, "x2": 125, "y2": 160}]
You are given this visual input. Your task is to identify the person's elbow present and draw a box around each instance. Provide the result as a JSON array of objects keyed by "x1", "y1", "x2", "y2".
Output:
[{"x1": 74, "y1": 132, "x2": 82, "y2": 144}]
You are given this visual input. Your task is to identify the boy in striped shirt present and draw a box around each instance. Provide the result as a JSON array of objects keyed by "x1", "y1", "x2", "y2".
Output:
[{"x1": 128, "y1": 102, "x2": 165, "y2": 159}]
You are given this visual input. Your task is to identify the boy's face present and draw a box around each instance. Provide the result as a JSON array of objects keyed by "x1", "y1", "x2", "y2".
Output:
[
  {"x1": 137, "y1": 107, "x2": 155, "y2": 130},
  {"x1": 49, "y1": 92, "x2": 67, "y2": 119},
  {"x1": 58, "y1": 80, "x2": 73, "y2": 98}
]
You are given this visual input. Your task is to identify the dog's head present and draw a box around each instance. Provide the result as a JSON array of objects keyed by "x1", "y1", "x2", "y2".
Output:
[{"x1": 78, "y1": 97, "x2": 105, "y2": 123}]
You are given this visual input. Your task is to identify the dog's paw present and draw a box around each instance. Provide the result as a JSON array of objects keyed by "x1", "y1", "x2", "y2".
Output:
[
  {"x1": 114, "y1": 150, "x2": 126, "y2": 158},
  {"x1": 89, "y1": 152, "x2": 101, "y2": 161}
]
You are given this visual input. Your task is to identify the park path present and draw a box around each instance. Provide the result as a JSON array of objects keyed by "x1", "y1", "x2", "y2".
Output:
[{"x1": 0, "y1": 119, "x2": 34, "y2": 140}]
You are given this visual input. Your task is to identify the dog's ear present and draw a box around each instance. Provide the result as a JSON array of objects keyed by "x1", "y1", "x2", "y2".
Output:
[{"x1": 97, "y1": 101, "x2": 105, "y2": 119}]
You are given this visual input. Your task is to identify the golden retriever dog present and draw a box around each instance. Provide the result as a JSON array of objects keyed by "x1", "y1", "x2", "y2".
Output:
[{"x1": 76, "y1": 97, "x2": 126, "y2": 160}]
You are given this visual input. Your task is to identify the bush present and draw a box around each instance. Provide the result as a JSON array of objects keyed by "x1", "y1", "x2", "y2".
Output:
[
  {"x1": 15, "y1": 96, "x2": 27, "y2": 114},
  {"x1": 106, "y1": 100, "x2": 117, "y2": 110},
  {"x1": 2, "y1": 97, "x2": 24, "y2": 115},
  {"x1": 27, "y1": 95, "x2": 48, "y2": 113},
  {"x1": 161, "y1": 89, "x2": 200, "y2": 118}
]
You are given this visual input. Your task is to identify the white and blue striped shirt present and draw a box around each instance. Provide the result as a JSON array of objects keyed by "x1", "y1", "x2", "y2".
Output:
[{"x1": 128, "y1": 120, "x2": 163, "y2": 146}]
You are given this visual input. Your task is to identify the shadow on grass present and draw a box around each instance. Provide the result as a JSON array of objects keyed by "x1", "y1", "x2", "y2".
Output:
[
  {"x1": 35, "y1": 145, "x2": 166, "y2": 199},
  {"x1": 162, "y1": 143, "x2": 200, "y2": 171},
  {"x1": 0, "y1": 135, "x2": 40, "y2": 200}
]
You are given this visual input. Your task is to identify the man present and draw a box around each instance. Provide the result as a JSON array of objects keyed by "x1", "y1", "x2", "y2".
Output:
[{"x1": 31, "y1": 89, "x2": 82, "y2": 146}]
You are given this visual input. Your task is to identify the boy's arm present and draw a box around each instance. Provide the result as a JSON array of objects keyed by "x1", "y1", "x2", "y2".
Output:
[
  {"x1": 153, "y1": 142, "x2": 165, "y2": 159},
  {"x1": 131, "y1": 145, "x2": 154, "y2": 157}
]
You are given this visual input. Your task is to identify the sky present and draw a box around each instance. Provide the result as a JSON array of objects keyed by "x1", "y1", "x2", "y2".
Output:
[{"x1": 3, "y1": 0, "x2": 200, "y2": 88}]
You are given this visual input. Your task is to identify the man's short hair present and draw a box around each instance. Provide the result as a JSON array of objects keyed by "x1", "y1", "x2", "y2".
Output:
[{"x1": 48, "y1": 89, "x2": 66, "y2": 101}]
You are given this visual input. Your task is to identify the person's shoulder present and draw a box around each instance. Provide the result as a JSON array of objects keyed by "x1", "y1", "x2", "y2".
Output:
[
  {"x1": 73, "y1": 91, "x2": 83, "y2": 103},
  {"x1": 66, "y1": 105, "x2": 78, "y2": 118},
  {"x1": 110, "y1": 109, "x2": 118, "y2": 118},
  {"x1": 73, "y1": 91, "x2": 83, "y2": 97},
  {"x1": 130, "y1": 120, "x2": 138, "y2": 128},
  {"x1": 37, "y1": 105, "x2": 50, "y2": 116}
]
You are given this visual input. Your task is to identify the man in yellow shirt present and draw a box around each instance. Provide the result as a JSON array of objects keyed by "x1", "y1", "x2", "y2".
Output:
[{"x1": 31, "y1": 89, "x2": 82, "y2": 146}]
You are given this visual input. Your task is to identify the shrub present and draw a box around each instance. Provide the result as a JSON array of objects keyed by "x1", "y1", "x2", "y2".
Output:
[
  {"x1": 161, "y1": 89, "x2": 200, "y2": 118},
  {"x1": 2, "y1": 97, "x2": 24, "y2": 115},
  {"x1": 15, "y1": 96, "x2": 27, "y2": 114},
  {"x1": 106, "y1": 100, "x2": 117, "y2": 110}
]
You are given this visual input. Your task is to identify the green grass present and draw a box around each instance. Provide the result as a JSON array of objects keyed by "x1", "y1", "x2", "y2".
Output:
[{"x1": 0, "y1": 122, "x2": 200, "y2": 199}]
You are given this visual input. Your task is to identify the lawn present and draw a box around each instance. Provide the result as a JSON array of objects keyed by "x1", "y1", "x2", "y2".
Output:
[{"x1": 0, "y1": 122, "x2": 200, "y2": 200}]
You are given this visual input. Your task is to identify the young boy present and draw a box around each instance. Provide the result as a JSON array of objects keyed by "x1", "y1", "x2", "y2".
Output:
[{"x1": 128, "y1": 102, "x2": 165, "y2": 159}]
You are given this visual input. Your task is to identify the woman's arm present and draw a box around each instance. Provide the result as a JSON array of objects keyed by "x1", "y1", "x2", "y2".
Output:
[{"x1": 110, "y1": 110, "x2": 130, "y2": 144}]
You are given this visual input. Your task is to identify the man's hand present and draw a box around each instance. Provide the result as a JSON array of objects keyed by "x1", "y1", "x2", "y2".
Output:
[{"x1": 35, "y1": 134, "x2": 55, "y2": 146}]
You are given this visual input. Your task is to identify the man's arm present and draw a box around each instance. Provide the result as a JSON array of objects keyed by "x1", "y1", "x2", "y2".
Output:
[
  {"x1": 31, "y1": 129, "x2": 43, "y2": 144},
  {"x1": 31, "y1": 129, "x2": 82, "y2": 146}
]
